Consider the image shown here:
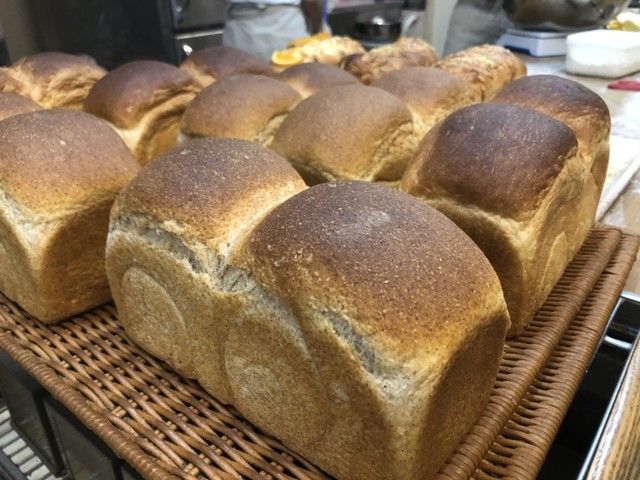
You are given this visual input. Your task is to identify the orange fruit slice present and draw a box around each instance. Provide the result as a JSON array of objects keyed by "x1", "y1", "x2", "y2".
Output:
[{"x1": 271, "y1": 49, "x2": 304, "y2": 67}]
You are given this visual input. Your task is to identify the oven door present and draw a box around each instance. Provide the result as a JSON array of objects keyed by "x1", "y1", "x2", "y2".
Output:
[{"x1": 170, "y1": 0, "x2": 227, "y2": 31}]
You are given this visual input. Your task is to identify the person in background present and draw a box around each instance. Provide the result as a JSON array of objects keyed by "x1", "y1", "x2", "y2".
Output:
[
  {"x1": 444, "y1": 0, "x2": 512, "y2": 55},
  {"x1": 223, "y1": 0, "x2": 324, "y2": 63}
]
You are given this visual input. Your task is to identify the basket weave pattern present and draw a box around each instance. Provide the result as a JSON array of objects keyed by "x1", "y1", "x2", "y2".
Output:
[{"x1": 0, "y1": 225, "x2": 638, "y2": 480}]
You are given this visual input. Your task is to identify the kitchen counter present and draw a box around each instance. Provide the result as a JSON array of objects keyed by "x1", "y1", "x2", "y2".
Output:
[{"x1": 521, "y1": 54, "x2": 640, "y2": 480}]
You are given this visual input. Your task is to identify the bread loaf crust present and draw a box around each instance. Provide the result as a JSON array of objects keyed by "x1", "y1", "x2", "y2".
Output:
[
  {"x1": 180, "y1": 45, "x2": 273, "y2": 88},
  {"x1": 0, "y1": 92, "x2": 42, "y2": 122},
  {"x1": 0, "y1": 110, "x2": 139, "y2": 322},
  {"x1": 400, "y1": 101, "x2": 603, "y2": 336},
  {"x1": 340, "y1": 37, "x2": 439, "y2": 84},
  {"x1": 436, "y1": 44, "x2": 527, "y2": 100},
  {"x1": 108, "y1": 139, "x2": 510, "y2": 480},
  {"x1": 271, "y1": 84, "x2": 418, "y2": 184},
  {"x1": 84, "y1": 60, "x2": 199, "y2": 165},
  {"x1": 180, "y1": 74, "x2": 302, "y2": 146},
  {"x1": 371, "y1": 66, "x2": 480, "y2": 139},
  {"x1": 491, "y1": 74, "x2": 611, "y2": 192},
  {"x1": 404, "y1": 103, "x2": 578, "y2": 221},
  {"x1": 275, "y1": 62, "x2": 360, "y2": 98},
  {"x1": 4, "y1": 52, "x2": 107, "y2": 110}
]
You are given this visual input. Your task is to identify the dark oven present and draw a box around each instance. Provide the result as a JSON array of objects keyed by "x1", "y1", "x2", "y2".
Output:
[{"x1": 6, "y1": 0, "x2": 227, "y2": 69}]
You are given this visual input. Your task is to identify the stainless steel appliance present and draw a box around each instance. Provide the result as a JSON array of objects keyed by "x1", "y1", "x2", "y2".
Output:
[{"x1": 0, "y1": 0, "x2": 227, "y2": 68}]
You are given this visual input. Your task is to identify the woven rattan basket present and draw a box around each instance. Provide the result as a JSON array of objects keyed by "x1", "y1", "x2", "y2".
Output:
[{"x1": 0, "y1": 224, "x2": 638, "y2": 480}]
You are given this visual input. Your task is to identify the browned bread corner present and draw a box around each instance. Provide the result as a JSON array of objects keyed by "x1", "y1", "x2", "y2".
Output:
[
  {"x1": 84, "y1": 60, "x2": 200, "y2": 165},
  {"x1": 0, "y1": 109, "x2": 139, "y2": 323}
]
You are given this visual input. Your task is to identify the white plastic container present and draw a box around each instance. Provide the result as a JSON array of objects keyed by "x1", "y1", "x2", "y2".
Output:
[{"x1": 566, "y1": 29, "x2": 640, "y2": 78}]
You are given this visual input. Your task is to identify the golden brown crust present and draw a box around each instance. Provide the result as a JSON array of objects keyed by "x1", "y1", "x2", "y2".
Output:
[
  {"x1": 242, "y1": 181, "x2": 506, "y2": 347},
  {"x1": 436, "y1": 44, "x2": 527, "y2": 100},
  {"x1": 181, "y1": 74, "x2": 302, "y2": 144},
  {"x1": 371, "y1": 66, "x2": 480, "y2": 138},
  {"x1": 491, "y1": 74, "x2": 611, "y2": 155},
  {"x1": 401, "y1": 103, "x2": 578, "y2": 221},
  {"x1": 7, "y1": 52, "x2": 107, "y2": 109},
  {"x1": 0, "y1": 92, "x2": 43, "y2": 122},
  {"x1": 340, "y1": 37, "x2": 439, "y2": 85},
  {"x1": 0, "y1": 109, "x2": 139, "y2": 323},
  {"x1": 84, "y1": 60, "x2": 199, "y2": 129},
  {"x1": 275, "y1": 62, "x2": 360, "y2": 98},
  {"x1": 0, "y1": 109, "x2": 139, "y2": 212},
  {"x1": 112, "y1": 137, "x2": 306, "y2": 242},
  {"x1": 179, "y1": 46, "x2": 273, "y2": 88},
  {"x1": 270, "y1": 84, "x2": 417, "y2": 183}
]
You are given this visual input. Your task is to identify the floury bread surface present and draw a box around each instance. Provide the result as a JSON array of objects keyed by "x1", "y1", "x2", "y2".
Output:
[
  {"x1": 0, "y1": 52, "x2": 107, "y2": 110},
  {"x1": 0, "y1": 109, "x2": 139, "y2": 323},
  {"x1": 401, "y1": 101, "x2": 607, "y2": 337},
  {"x1": 106, "y1": 138, "x2": 510, "y2": 480},
  {"x1": 270, "y1": 84, "x2": 419, "y2": 185},
  {"x1": 180, "y1": 74, "x2": 302, "y2": 147},
  {"x1": 83, "y1": 60, "x2": 199, "y2": 166}
]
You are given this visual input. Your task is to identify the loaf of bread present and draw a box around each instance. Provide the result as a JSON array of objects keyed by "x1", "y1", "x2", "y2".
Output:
[
  {"x1": 0, "y1": 52, "x2": 107, "y2": 110},
  {"x1": 275, "y1": 62, "x2": 360, "y2": 98},
  {"x1": 400, "y1": 102, "x2": 606, "y2": 337},
  {"x1": 0, "y1": 92, "x2": 43, "y2": 121},
  {"x1": 435, "y1": 44, "x2": 527, "y2": 100},
  {"x1": 83, "y1": 60, "x2": 199, "y2": 166},
  {"x1": 0, "y1": 109, "x2": 139, "y2": 323},
  {"x1": 180, "y1": 74, "x2": 302, "y2": 147},
  {"x1": 270, "y1": 84, "x2": 418, "y2": 185},
  {"x1": 491, "y1": 74, "x2": 610, "y2": 196},
  {"x1": 271, "y1": 35, "x2": 365, "y2": 70},
  {"x1": 371, "y1": 66, "x2": 480, "y2": 140},
  {"x1": 106, "y1": 137, "x2": 510, "y2": 480},
  {"x1": 340, "y1": 37, "x2": 439, "y2": 84},
  {"x1": 179, "y1": 45, "x2": 273, "y2": 88}
]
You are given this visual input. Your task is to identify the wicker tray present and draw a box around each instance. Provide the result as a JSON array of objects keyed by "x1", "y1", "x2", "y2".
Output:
[{"x1": 0, "y1": 224, "x2": 638, "y2": 480}]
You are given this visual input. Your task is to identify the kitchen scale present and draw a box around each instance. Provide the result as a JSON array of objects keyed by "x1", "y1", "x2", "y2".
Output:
[{"x1": 497, "y1": 28, "x2": 569, "y2": 57}]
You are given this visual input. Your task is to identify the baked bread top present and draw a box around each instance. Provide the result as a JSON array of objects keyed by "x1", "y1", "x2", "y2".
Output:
[
  {"x1": 436, "y1": 44, "x2": 527, "y2": 100},
  {"x1": 181, "y1": 74, "x2": 302, "y2": 142},
  {"x1": 270, "y1": 84, "x2": 416, "y2": 182},
  {"x1": 180, "y1": 46, "x2": 273, "y2": 88},
  {"x1": 112, "y1": 137, "x2": 306, "y2": 242},
  {"x1": 239, "y1": 180, "x2": 509, "y2": 358},
  {"x1": 340, "y1": 37, "x2": 439, "y2": 84},
  {"x1": 0, "y1": 109, "x2": 139, "y2": 213},
  {"x1": 401, "y1": 103, "x2": 579, "y2": 221},
  {"x1": 4, "y1": 52, "x2": 107, "y2": 109},
  {"x1": 84, "y1": 60, "x2": 199, "y2": 129},
  {"x1": 0, "y1": 92, "x2": 43, "y2": 122},
  {"x1": 371, "y1": 66, "x2": 480, "y2": 135},
  {"x1": 491, "y1": 74, "x2": 611, "y2": 154},
  {"x1": 275, "y1": 62, "x2": 360, "y2": 98}
]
